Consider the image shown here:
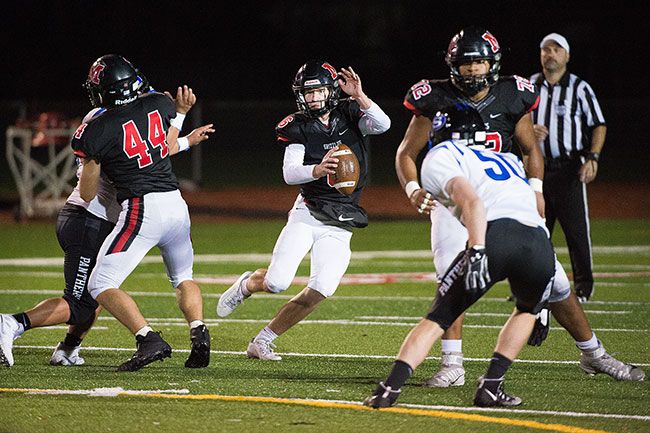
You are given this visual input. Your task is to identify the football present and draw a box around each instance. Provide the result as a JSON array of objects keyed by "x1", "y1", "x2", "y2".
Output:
[{"x1": 329, "y1": 144, "x2": 360, "y2": 196}]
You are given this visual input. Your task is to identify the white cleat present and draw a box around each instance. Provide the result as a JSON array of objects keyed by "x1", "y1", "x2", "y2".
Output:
[
  {"x1": 50, "y1": 342, "x2": 86, "y2": 366},
  {"x1": 580, "y1": 341, "x2": 645, "y2": 381},
  {"x1": 423, "y1": 351, "x2": 465, "y2": 387},
  {"x1": 217, "y1": 272, "x2": 252, "y2": 317},
  {"x1": 0, "y1": 314, "x2": 20, "y2": 367},
  {"x1": 246, "y1": 339, "x2": 282, "y2": 361}
]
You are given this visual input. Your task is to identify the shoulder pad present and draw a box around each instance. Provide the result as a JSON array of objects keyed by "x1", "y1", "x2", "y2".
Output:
[{"x1": 276, "y1": 112, "x2": 303, "y2": 143}]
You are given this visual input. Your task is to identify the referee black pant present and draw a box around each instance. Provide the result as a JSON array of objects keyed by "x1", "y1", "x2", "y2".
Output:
[{"x1": 543, "y1": 158, "x2": 593, "y2": 296}]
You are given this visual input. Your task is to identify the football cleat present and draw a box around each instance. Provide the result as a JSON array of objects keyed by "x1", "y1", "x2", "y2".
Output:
[
  {"x1": 423, "y1": 352, "x2": 465, "y2": 387},
  {"x1": 580, "y1": 341, "x2": 645, "y2": 381},
  {"x1": 0, "y1": 314, "x2": 20, "y2": 367},
  {"x1": 185, "y1": 325, "x2": 210, "y2": 368},
  {"x1": 117, "y1": 331, "x2": 171, "y2": 372},
  {"x1": 217, "y1": 271, "x2": 252, "y2": 317},
  {"x1": 474, "y1": 376, "x2": 522, "y2": 407},
  {"x1": 246, "y1": 338, "x2": 282, "y2": 361},
  {"x1": 362, "y1": 382, "x2": 401, "y2": 408},
  {"x1": 50, "y1": 342, "x2": 85, "y2": 366}
]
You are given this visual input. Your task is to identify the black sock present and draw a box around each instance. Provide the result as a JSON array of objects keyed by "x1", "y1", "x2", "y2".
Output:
[
  {"x1": 383, "y1": 360, "x2": 413, "y2": 390},
  {"x1": 12, "y1": 313, "x2": 31, "y2": 331},
  {"x1": 63, "y1": 333, "x2": 83, "y2": 348},
  {"x1": 484, "y1": 352, "x2": 512, "y2": 391}
]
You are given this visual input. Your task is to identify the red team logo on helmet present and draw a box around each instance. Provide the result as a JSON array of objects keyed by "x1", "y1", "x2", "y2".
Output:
[
  {"x1": 88, "y1": 62, "x2": 106, "y2": 85},
  {"x1": 482, "y1": 31, "x2": 500, "y2": 53},
  {"x1": 321, "y1": 63, "x2": 337, "y2": 80}
]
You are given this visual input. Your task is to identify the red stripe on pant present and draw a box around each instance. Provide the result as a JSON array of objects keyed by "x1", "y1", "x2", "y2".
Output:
[{"x1": 110, "y1": 197, "x2": 141, "y2": 254}]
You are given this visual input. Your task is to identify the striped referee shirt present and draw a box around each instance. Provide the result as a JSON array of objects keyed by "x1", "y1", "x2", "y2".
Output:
[{"x1": 530, "y1": 71, "x2": 606, "y2": 160}]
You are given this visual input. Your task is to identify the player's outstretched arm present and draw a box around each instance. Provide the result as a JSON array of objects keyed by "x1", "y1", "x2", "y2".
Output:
[{"x1": 168, "y1": 124, "x2": 215, "y2": 156}]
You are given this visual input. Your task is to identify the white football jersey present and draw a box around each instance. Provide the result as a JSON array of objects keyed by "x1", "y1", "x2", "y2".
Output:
[
  {"x1": 421, "y1": 140, "x2": 545, "y2": 231},
  {"x1": 66, "y1": 108, "x2": 121, "y2": 223}
]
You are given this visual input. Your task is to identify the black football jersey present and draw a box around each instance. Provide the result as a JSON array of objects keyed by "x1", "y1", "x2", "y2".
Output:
[
  {"x1": 71, "y1": 92, "x2": 179, "y2": 202},
  {"x1": 276, "y1": 99, "x2": 369, "y2": 207},
  {"x1": 404, "y1": 76, "x2": 539, "y2": 153}
]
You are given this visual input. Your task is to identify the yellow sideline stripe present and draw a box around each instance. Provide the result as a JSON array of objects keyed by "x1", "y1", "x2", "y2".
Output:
[
  {"x1": 0, "y1": 388, "x2": 610, "y2": 433},
  {"x1": 131, "y1": 393, "x2": 613, "y2": 433}
]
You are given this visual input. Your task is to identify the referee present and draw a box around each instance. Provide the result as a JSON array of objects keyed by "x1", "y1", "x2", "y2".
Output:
[{"x1": 530, "y1": 33, "x2": 606, "y2": 303}]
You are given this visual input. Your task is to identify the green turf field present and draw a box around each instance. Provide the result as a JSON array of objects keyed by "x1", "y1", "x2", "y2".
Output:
[{"x1": 1, "y1": 219, "x2": 649, "y2": 433}]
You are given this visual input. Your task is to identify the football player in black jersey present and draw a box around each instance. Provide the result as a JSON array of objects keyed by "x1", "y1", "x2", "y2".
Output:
[
  {"x1": 395, "y1": 27, "x2": 546, "y2": 387},
  {"x1": 70, "y1": 54, "x2": 213, "y2": 372},
  {"x1": 396, "y1": 27, "x2": 645, "y2": 387},
  {"x1": 0, "y1": 74, "x2": 214, "y2": 368},
  {"x1": 217, "y1": 60, "x2": 390, "y2": 360}
]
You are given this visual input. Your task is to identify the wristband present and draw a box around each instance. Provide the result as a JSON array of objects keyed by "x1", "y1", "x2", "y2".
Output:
[
  {"x1": 177, "y1": 136, "x2": 190, "y2": 152},
  {"x1": 587, "y1": 152, "x2": 600, "y2": 162},
  {"x1": 529, "y1": 177, "x2": 543, "y2": 193},
  {"x1": 404, "y1": 181, "x2": 421, "y2": 198},
  {"x1": 170, "y1": 112, "x2": 186, "y2": 131}
]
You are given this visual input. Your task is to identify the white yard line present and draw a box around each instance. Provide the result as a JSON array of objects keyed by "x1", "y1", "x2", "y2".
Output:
[
  {"x1": 3, "y1": 288, "x2": 650, "y2": 305},
  {"x1": 1, "y1": 246, "x2": 649, "y2": 267},
  {"x1": 13, "y1": 344, "x2": 650, "y2": 367}
]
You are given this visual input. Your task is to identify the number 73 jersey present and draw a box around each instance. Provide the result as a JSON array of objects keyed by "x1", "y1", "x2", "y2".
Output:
[
  {"x1": 421, "y1": 140, "x2": 545, "y2": 231},
  {"x1": 71, "y1": 92, "x2": 179, "y2": 202}
]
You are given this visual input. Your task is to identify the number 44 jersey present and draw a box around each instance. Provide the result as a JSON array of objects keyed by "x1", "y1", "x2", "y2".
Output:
[
  {"x1": 71, "y1": 92, "x2": 179, "y2": 202},
  {"x1": 421, "y1": 140, "x2": 546, "y2": 231}
]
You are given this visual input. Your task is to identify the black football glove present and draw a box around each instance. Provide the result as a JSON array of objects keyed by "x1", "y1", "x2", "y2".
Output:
[
  {"x1": 527, "y1": 307, "x2": 551, "y2": 346},
  {"x1": 464, "y1": 246, "x2": 490, "y2": 295},
  {"x1": 575, "y1": 285, "x2": 593, "y2": 303}
]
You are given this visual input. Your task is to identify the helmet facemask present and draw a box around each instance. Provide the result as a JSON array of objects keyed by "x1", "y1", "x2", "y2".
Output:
[{"x1": 293, "y1": 84, "x2": 340, "y2": 118}]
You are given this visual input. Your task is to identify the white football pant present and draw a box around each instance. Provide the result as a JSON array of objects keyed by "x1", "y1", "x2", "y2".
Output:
[
  {"x1": 264, "y1": 195, "x2": 352, "y2": 297},
  {"x1": 88, "y1": 190, "x2": 194, "y2": 298}
]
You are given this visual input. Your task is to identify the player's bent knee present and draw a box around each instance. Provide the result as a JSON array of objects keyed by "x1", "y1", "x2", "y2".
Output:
[
  {"x1": 264, "y1": 277, "x2": 291, "y2": 293},
  {"x1": 65, "y1": 300, "x2": 97, "y2": 326},
  {"x1": 170, "y1": 271, "x2": 194, "y2": 288},
  {"x1": 309, "y1": 284, "x2": 336, "y2": 298},
  {"x1": 89, "y1": 285, "x2": 110, "y2": 300}
]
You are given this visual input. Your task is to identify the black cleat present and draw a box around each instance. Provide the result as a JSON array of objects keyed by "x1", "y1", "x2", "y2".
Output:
[
  {"x1": 185, "y1": 325, "x2": 210, "y2": 368},
  {"x1": 362, "y1": 382, "x2": 401, "y2": 408},
  {"x1": 474, "y1": 376, "x2": 522, "y2": 407},
  {"x1": 117, "y1": 331, "x2": 172, "y2": 372}
]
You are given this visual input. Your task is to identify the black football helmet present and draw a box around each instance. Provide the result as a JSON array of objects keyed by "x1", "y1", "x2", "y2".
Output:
[
  {"x1": 446, "y1": 26, "x2": 502, "y2": 96},
  {"x1": 430, "y1": 102, "x2": 487, "y2": 146},
  {"x1": 83, "y1": 54, "x2": 145, "y2": 108},
  {"x1": 292, "y1": 60, "x2": 341, "y2": 118}
]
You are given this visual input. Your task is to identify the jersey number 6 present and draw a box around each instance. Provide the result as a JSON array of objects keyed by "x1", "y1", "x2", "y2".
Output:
[{"x1": 122, "y1": 110, "x2": 169, "y2": 168}]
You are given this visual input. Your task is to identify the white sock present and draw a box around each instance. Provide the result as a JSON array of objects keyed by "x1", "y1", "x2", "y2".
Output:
[
  {"x1": 576, "y1": 332, "x2": 599, "y2": 351},
  {"x1": 240, "y1": 276, "x2": 251, "y2": 296},
  {"x1": 135, "y1": 326, "x2": 153, "y2": 338},
  {"x1": 441, "y1": 339, "x2": 463, "y2": 354},
  {"x1": 255, "y1": 326, "x2": 278, "y2": 342},
  {"x1": 189, "y1": 320, "x2": 204, "y2": 329}
]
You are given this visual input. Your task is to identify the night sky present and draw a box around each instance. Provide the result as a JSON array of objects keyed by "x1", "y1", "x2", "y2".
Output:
[{"x1": 2, "y1": 1, "x2": 647, "y2": 102}]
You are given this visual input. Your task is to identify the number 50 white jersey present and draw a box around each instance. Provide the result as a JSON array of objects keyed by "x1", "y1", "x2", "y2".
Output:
[{"x1": 421, "y1": 140, "x2": 546, "y2": 232}]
